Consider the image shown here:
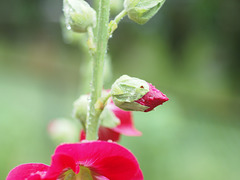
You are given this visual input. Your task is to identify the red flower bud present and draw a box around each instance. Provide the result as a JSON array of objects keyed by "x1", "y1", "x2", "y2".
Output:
[{"x1": 135, "y1": 83, "x2": 169, "y2": 112}]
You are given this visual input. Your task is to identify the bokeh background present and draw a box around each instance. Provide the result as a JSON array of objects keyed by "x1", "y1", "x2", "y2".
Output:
[{"x1": 1, "y1": 0, "x2": 240, "y2": 179}]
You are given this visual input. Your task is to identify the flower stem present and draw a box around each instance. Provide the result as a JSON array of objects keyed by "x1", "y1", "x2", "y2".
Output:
[
  {"x1": 86, "y1": 0, "x2": 111, "y2": 140},
  {"x1": 108, "y1": 9, "x2": 127, "y2": 37}
]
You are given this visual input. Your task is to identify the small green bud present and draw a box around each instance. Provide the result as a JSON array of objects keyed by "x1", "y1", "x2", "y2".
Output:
[
  {"x1": 48, "y1": 118, "x2": 79, "y2": 144},
  {"x1": 124, "y1": 0, "x2": 165, "y2": 24},
  {"x1": 111, "y1": 75, "x2": 150, "y2": 111},
  {"x1": 60, "y1": 16, "x2": 86, "y2": 46},
  {"x1": 63, "y1": 0, "x2": 96, "y2": 33},
  {"x1": 100, "y1": 107, "x2": 120, "y2": 128},
  {"x1": 110, "y1": 0, "x2": 124, "y2": 15},
  {"x1": 73, "y1": 94, "x2": 88, "y2": 126},
  {"x1": 73, "y1": 93, "x2": 120, "y2": 129}
]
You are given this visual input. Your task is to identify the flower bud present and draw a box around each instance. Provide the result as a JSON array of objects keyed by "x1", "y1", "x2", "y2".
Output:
[
  {"x1": 100, "y1": 107, "x2": 121, "y2": 128},
  {"x1": 73, "y1": 93, "x2": 120, "y2": 128},
  {"x1": 110, "y1": 0, "x2": 124, "y2": 15},
  {"x1": 124, "y1": 0, "x2": 165, "y2": 24},
  {"x1": 111, "y1": 75, "x2": 169, "y2": 112},
  {"x1": 63, "y1": 0, "x2": 96, "y2": 33},
  {"x1": 48, "y1": 118, "x2": 79, "y2": 144},
  {"x1": 73, "y1": 94, "x2": 88, "y2": 125}
]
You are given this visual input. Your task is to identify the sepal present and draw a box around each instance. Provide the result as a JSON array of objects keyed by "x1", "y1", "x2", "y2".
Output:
[{"x1": 124, "y1": 0, "x2": 165, "y2": 24}]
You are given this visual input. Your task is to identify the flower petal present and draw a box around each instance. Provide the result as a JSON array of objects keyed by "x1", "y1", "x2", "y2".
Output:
[
  {"x1": 44, "y1": 154, "x2": 78, "y2": 179},
  {"x1": 7, "y1": 163, "x2": 49, "y2": 180},
  {"x1": 108, "y1": 102, "x2": 142, "y2": 136},
  {"x1": 53, "y1": 141, "x2": 143, "y2": 180},
  {"x1": 136, "y1": 83, "x2": 169, "y2": 112},
  {"x1": 80, "y1": 127, "x2": 121, "y2": 142}
]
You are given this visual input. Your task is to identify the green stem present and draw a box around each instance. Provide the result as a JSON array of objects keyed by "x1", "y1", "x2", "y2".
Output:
[
  {"x1": 87, "y1": 26, "x2": 96, "y2": 55},
  {"x1": 86, "y1": 0, "x2": 111, "y2": 140},
  {"x1": 108, "y1": 9, "x2": 127, "y2": 37},
  {"x1": 113, "y1": 9, "x2": 128, "y2": 26}
]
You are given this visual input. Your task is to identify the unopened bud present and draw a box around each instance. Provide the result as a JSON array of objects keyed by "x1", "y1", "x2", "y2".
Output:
[
  {"x1": 73, "y1": 94, "x2": 88, "y2": 125},
  {"x1": 48, "y1": 118, "x2": 79, "y2": 144},
  {"x1": 101, "y1": 107, "x2": 120, "y2": 128},
  {"x1": 63, "y1": 0, "x2": 96, "y2": 33},
  {"x1": 111, "y1": 75, "x2": 169, "y2": 112},
  {"x1": 124, "y1": 0, "x2": 165, "y2": 24},
  {"x1": 110, "y1": 0, "x2": 124, "y2": 15},
  {"x1": 73, "y1": 93, "x2": 120, "y2": 128}
]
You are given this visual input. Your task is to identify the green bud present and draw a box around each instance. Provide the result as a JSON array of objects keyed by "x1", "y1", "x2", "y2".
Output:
[
  {"x1": 110, "y1": 0, "x2": 124, "y2": 15},
  {"x1": 73, "y1": 94, "x2": 88, "y2": 126},
  {"x1": 60, "y1": 16, "x2": 86, "y2": 45},
  {"x1": 48, "y1": 118, "x2": 79, "y2": 144},
  {"x1": 73, "y1": 93, "x2": 120, "y2": 129},
  {"x1": 100, "y1": 107, "x2": 120, "y2": 128},
  {"x1": 63, "y1": 0, "x2": 96, "y2": 33},
  {"x1": 124, "y1": 0, "x2": 165, "y2": 24},
  {"x1": 111, "y1": 75, "x2": 149, "y2": 111}
]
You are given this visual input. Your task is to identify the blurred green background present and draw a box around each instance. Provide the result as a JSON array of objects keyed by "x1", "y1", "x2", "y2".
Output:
[{"x1": 1, "y1": 0, "x2": 240, "y2": 179}]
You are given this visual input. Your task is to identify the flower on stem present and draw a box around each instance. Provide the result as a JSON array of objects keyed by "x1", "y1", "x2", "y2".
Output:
[
  {"x1": 111, "y1": 75, "x2": 169, "y2": 112},
  {"x1": 80, "y1": 100, "x2": 142, "y2": 141},
  {"x1": 7, "y1": 141, "x2": 143, "y2": 180}
]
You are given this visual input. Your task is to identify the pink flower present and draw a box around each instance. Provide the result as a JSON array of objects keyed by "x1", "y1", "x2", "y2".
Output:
[
  {"x1": 7, "y1": 141, "x2": 143, "y2": 180},
  {"x1": 81, "y1": 100, "x2": 142, "y2": 141},
  {"x1": 135, "y1": 83, "x2": 169, "y2": 112}
]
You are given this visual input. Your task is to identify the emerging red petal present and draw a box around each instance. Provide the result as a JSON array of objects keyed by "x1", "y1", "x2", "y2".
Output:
[
  {"x1": 7, "y1": 163, "x2": 49, "y2": 180},
  {"x1": 44, "y1": 154, "x2": 78, "y2": 179},
  {"x1": 136, "y1": 83, "x2": 169, "y2": 112},
  {"x1": 80, "y1": 127, "x2": 121, "y2": 142},
  {"x1": 48, "y1": 141, "x2": 143, "y2": 180}
]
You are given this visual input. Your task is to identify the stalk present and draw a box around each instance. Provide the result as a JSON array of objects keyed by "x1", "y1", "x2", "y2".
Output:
[{"x1": 86, "y1": 0, "x2": 111, "y2": 140}]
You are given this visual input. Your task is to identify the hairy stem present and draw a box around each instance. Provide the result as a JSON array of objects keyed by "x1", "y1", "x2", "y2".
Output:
[
  {"x1": 86, "y1": 0, "x2": 111, "y2": 140},
  {"x1": 108, "y1": 9, "x2": 127, "y2": 37}
]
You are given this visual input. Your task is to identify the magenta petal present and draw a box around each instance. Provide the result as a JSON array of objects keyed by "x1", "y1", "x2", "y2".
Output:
[
  {"x1": 98, "y1": 127, "x2": 121, "y2": 141},
  {"x1": 132, "y1": 169, "x2": 144, "y2": 180},
  {"x1": 80, "y1": 127, "x2": 121, "y2": 142},
  {"x1": 136, "y1": 83, "x2": 169, "y2": 112},
  {"x1": 44, "y1": 154, "x2": 78, "y2": 179},
  {"x1": 7, "y1": 163, "x2": 49, "y2": 180},
  {"x1": 54, "y1": 141, "x2": 143, "y2": 180},
  {"x1": 108, "y1": 102, "x2": 142, "y2": 136},
  {"x1": 80, "y1": 130, "x2": 86, "y2": 140}
]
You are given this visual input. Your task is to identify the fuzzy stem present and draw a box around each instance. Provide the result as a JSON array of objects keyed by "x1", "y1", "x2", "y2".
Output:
[
  {"x1": 108, "y1": 9, "x2": 127, "y2": 37},
  {"x1": 86, "y1": 0, "x2": 111, "y2": 140}
]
